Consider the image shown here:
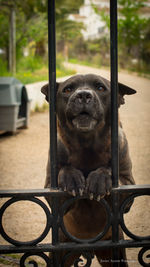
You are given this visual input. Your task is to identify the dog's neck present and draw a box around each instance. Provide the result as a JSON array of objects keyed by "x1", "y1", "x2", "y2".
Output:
[{"x1": 57, "y1": 120, "x2": 111, "y2": 152}]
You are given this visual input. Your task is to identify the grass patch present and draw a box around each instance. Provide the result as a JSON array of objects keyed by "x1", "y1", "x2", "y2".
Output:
[
  {"x1": 69, "y1": 57, "x2": 109, "y2": 70},
  {"x1": 0, "y1": 56, "x2": 76, "y2": 84},
  {"x1": 0, "y1": 254, "x2": 20, "y2": 266},
  {"x1": 0, "y1": 254, "x2": 46, "y2": 266},
  {"x1": 69, "y1": 57, "x2": 150, "y2": 78},
  {"x1": 15, "y1": 66, "x2": 75, "y2": 84},
  {"x1": 69, "y1": 58, "x2": 95, "y2": 67}
]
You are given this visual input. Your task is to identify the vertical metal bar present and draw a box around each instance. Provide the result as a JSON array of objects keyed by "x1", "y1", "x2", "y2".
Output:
[
  {"x1": 48, "y1": 0, "x2": 58, "y2": 188},
  {"x1": 47, "y1": 2, "x2": 59, "y2": 266},
  {"x1": 110, "y1": 0, "x2": 119, "y2": 186},
  {"x1": 110, "y1": 0, "x2": 119, "y2": 266}
]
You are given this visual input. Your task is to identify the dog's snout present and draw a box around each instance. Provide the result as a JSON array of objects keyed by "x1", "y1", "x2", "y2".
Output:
[{"x1": 76, "y1": 90, "x2": 93, "y2": 104}]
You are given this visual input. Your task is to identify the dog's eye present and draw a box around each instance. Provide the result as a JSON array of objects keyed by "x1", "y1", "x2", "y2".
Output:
[
  {"x1": 63, "y1": 87, "x2": 73, "y2": 93},
  {"x1": 96, "y1": 84, "x2": 105, "y2": 92}
]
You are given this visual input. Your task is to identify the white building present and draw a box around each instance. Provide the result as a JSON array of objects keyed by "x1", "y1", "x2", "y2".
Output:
[
  {"x1": 68, "y1": 0, "x2": 150, "y2": 40},
  {"x1": 69, "y1": 0, "x2": 109, "y2": 40}
]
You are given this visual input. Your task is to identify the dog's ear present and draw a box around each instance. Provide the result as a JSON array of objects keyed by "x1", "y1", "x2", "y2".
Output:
[
  {"x1": 118, "y1": 82, "x2": 136, "y2": 106},
  {"x1": 41, "y1": 84, "x2": 49, "y2": 102},
  {"x1": 41, "y1": 83, "x2": 59, "y2": 102}
]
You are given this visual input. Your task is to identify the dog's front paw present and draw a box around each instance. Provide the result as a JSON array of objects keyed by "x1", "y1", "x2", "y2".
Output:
[
  {"x1": 86, "y1": 168, "x2": 112, "y2": 201},
  {"x1": 58, "y1": 166, "x2": 85, "y2": 196}
]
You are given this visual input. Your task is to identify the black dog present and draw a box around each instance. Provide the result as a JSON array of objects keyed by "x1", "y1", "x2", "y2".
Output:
[{"x1": 41, "y1": 74, "x2": 136, "y2": 266}]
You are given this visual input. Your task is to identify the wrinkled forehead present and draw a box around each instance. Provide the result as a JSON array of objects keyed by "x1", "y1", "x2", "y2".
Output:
[{"x1": 58, "y1": 74, "x2": 110, "y2": 90}]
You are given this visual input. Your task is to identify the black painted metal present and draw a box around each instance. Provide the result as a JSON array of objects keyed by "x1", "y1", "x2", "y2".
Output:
[
  {"x1": 110, "y1": 0, "x2": 119, "y2": 188},
  {"x1": 47, "y1": 2, "x2": 59, "y2": 265},
  {"x1": 110, "y1": 0, "x2": 119, "y2": 265},
  {"x1": 20, "y1": 252, "x2": 52, "y2": 267},
  {"x1": 0, "y1": 0, "x2": 150, "y2": 266},
  {"x1": 0, "y1": 185, "x2": 150, "y2": 198},
  {"x1": 0, "y1": 197, "x2": 52, "y2": 246},
  {"x1": 61, "y1": 252, "x2": 94, "y2": 267},
  {"x1": 48, "y1": 0, "x2": 57, "y2": 189},
  {"x1": 0, "y1": 188, "x2": 149, "y2": 266},
  {"x1": 138, "y1": 247, "x2": 150, "y2": 267},
  {"x1": 59, "y1": 197, "x2": 112, "y2": 244},
  {"x1": 120, "y1": 193, "x2": 150, "y2": 241},
  {"x1": 1, "y1": 238, "x2": 150, "y2": 253}
]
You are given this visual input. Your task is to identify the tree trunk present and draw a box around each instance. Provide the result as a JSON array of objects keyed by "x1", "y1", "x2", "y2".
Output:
[
  {"x1": 35, "y1": 40, "x2": 46, "y2": 57},
  {"x1": 9, "y1": 7, "x2": 16, "y2": 74}
]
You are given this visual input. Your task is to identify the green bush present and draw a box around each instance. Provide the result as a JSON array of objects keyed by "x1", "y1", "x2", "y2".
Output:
[
  {"x1": 0, "y1": 58, "x2": 10, "y2": 76},
  {"x1": 0, "y1": 54, "x2": 76, "y2": 84},
  {"x1": 17, "y1": 56, "x2": 46, "y2": 72}
]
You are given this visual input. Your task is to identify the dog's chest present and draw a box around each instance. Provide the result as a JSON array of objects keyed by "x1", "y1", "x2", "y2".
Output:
[{"x1": 69, "y1": 147, "x2": 111, "y2": 175}]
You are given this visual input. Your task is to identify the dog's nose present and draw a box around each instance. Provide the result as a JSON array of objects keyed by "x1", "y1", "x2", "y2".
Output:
[{"x1": 76, "y1": 90, "x2": 93, "y2": 104}]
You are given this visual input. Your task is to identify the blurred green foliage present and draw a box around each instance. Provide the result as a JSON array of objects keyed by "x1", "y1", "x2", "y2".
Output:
[
  {"x1": 0, "y1": 0, "x2": 82, "y2": 81},
  {"x1": 0, "y1": 54, "x2": 76, "y2": 84},
  {"x1": 93, "y1": 0, "x2": 150, "y2": 73},
  {"x1": 0, "y1": 0, "x2": 149, "y2": 78}
]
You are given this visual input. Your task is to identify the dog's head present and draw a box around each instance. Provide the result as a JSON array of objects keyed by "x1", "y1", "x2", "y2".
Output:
[{"x1": 41, "y1": 74, "x2": 136, "y2": 134}]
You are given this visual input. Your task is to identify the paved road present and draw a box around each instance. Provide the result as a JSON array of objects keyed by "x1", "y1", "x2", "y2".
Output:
[{"x1": 0, "y1": 64, "x2": 150, "y2": 266}]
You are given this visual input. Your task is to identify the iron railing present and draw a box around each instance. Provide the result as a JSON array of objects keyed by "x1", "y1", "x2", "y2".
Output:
[{"x1": 0, "y1": 0, "x2": 150, "y2": 266}]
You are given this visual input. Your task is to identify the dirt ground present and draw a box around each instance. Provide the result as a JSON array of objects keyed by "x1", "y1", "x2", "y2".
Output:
[{"x1": 0, "y1": 64, "x2": 150, "y2": 266}]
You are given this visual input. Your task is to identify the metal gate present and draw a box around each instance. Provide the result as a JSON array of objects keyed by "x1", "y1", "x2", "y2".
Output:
[{"x1": 0, "y1": 0, "x2": 150, "y2": 266}]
